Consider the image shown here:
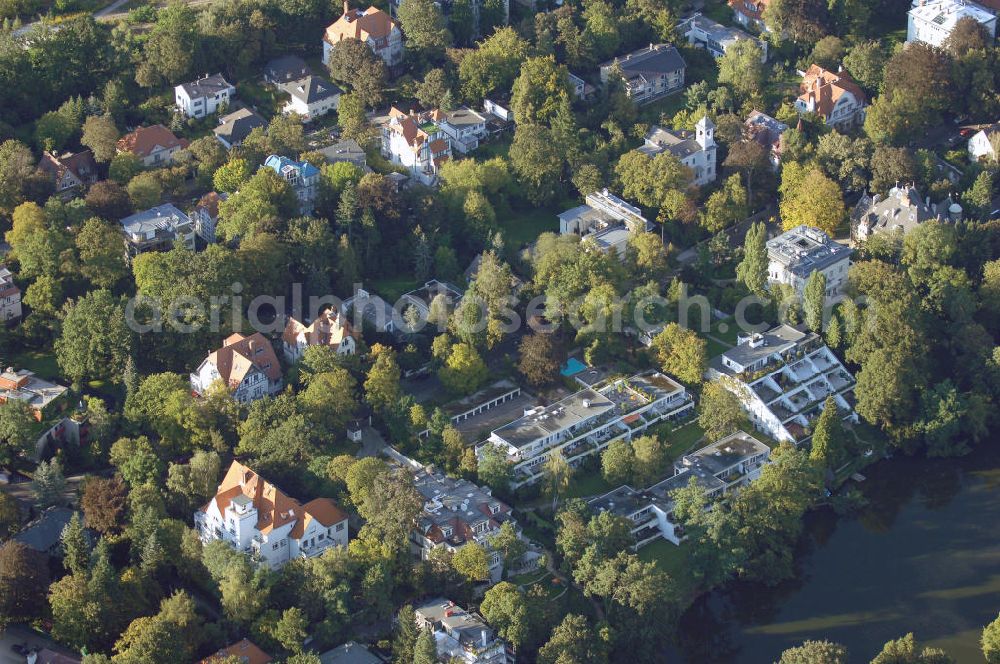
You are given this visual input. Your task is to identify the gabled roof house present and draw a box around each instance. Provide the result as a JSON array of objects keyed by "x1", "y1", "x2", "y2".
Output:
[{"x1": 190, "y1": 332, "x2": 283, "y2": 404}]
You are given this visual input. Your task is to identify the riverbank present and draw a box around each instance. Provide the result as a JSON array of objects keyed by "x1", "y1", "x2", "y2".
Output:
[{"x1": 668, "y1": 444, "x2": 1000, "y2": 663}]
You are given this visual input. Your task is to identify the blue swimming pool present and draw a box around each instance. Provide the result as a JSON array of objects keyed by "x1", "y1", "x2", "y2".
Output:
[{"x1": 560, "y1": 357, "x2": 587, "y2": 377}]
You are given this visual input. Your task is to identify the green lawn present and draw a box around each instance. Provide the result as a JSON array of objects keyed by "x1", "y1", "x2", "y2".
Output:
[
  {"x1": 474, "y1": 136, "x2": 512, "y2": 161},
  {"x1": 637, "y1": 538, "x2": 687, "y2": 573},
  {"x1": 637, "y1": 539, "x2": 700, "y2": 597},
  {"x1": 662, "y1": 420, "x2": 705, "y2": 458},
  {"x1": 710, "y1": 316, "x2": 739, "y2": 345},
  {"x1": 638, "y1": 93, "x2": 687, "y2": 125},
  {"x1": 237, "y1": 80, "x2": 286, "y2": 118},
  {"x1": 504, "y1": 205, "x2": 562, "y2": 248},
  {"x1": 369, "y1": 276, "x2": 419, "y2": 301},
  {"x1": 700, "y1": 0, "x2": 738, "y2": 25},
  {"x1": 703, "y1": 334, "x2": 731, "y2": 358},
  {"x1": 565, "y1": 469, "x2": 616, "y2": 500},
  {"x1": 6, "y1": 349, "x2": 61, "y2": 381}
]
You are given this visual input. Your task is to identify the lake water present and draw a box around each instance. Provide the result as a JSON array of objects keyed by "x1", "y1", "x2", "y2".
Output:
[{"x1": 670, "y1": 445, "x2": 1000, "y2": 663}]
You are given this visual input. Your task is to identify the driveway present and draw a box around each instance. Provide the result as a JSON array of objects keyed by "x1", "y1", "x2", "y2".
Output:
[{"x1": 0, "y1": 626, "x2": 76, "y2": 664}]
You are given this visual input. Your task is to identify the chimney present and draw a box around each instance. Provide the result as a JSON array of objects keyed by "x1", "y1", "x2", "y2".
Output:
[
  {"x1": 481, "y1": 630, "x2": 488, "y2": 648},
  {"x1": 343, "y1": 0, "x2": 349, "y2": 13}
]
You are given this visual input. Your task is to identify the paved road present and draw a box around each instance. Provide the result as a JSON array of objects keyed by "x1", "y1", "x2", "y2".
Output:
[{"x1": 0, "y1": 626, "x2": 75, "y2": 664}]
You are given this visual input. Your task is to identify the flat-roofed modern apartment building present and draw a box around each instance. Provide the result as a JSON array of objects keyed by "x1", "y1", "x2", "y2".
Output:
[
  {"x1": 479, "y1": 372, "x2": 695, "y2": 488},
  {"x1": 588, "y1": 431, "x2": 771, "y2": 547}
]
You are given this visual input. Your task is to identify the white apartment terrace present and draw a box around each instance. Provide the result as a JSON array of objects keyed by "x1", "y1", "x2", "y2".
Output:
[
  {"x1": 480, "y1": 372, "x2": 694, "y2": 489},
  {"x1": 589, "y1": 431, "x2": 771, "y2": 547}
]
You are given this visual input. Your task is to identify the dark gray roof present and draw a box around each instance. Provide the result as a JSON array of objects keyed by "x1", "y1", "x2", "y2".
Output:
[
  {"x1": 640, "y1": 126, "x2": 700, "y2": 158},
  {"x1": 178, "y1": 73, "x2": 233, "y2": 99},
  {"x1": 319, "y1": 642, "x2": 383, "y2": 664},
  {"x1": 676, "y1": 431, "x2": 769, "y2": 478},
  {"x1": 281, "y1": 75, "x2": 342, "y2": 104},
  {"x1": 317, "y1": 139, "x2": 367, "y2": 166},
  {"x1": 214, "y1": 108, "x2": 267, "y2": 145},
  {"x1": 766, "y1": 225, "x2": 852, "y2": 278},
  {"x1": 14, "y1": 507, "x2": 76, "y2": 552},
  {"x1": 601, "y1": 44, "x2": 687, "y2": 79},
  {"x1": 715, "y1": 324, "x2": 811, "y2": 371},
  {"x1": 265, "y1": 55, "x2": 312, "y2": 83}
]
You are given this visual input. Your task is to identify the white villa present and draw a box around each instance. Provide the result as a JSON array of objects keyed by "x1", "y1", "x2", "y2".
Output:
[
  {"x1": 281, "y1": 309, "x2": 358, "y2": 362},
  {"x1": 322, "y1": 3, "x2": 404, "y2": 68},
  {"x1": 0, "y1": 267, "x2": 22, "y2": 322},
  {"x1": 639, "y1": 116, "x2": 717, "y2": 186},
  {"x1": 589, "y1": 431, "x2": 771, "y2": 546},
  {"x1": 190, "y1": 332, "x2": 284, "y2": 404},
  {"x1": 195, "y1": 461, "x2": 349, "y2": 569},
  {"x1": 437, "y1": 107, "x2": 489, "y2": 154},
  {"x1": 679, "y1": 13, "x2": 768, "y2": 60},
  {"x1": 381, "y1": 107, "x2": 453, "y2": 186},
  {"x1": 415, "y1": 599, "x2": 513, "y2": 664},
  {"x1": 766, "y1": 225, "x2": 853, "y2": 302},
  {"x1": 558, "y1": 189, "x2": 652, "y2": 257},
  {"x1": 174, "y1": 74, "x2": 235, "y2": 119},
  {"x1": 263, "y1": 155, "x2": 320, "y2": 214},
  {"x1": 280, "y1": 76, "x2": 342, "y2": 121},
  {"x1": 706, "y1": 325, "x2": 858, "y2": 444},
  {"x1": 968, "y1": 124, "x2": 999, "y2": 163},
  {"x1": 599, "y1": 44, "x2": 687, "y2": 106},
  {"x1": 479, "y1": 372, "x2": 695, "y2": 489},
  {"x1": 119, "y1": 204, "x2": 196, "y2": 257},
  {"x1": 907, "y1": 0, "x2": 997, "y2": 47}
]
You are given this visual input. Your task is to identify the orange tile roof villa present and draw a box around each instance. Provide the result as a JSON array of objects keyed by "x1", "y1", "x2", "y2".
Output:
[
  {"x1": 189, "y1": 332, "x2": 284, "y2": 404},
  {"x1": 195, "y1": 461, "x2": 349, "y2": 569},
  {"x1": 794, "y1": 65, "x2": 867, "y2": 129},
  {"x1": 322, "y1": 2, "x2": 404, "y2": 67}
]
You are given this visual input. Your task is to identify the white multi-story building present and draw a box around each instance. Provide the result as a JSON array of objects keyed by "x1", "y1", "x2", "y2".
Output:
[
  {"x1": 0, "y1": 267, "x2": 22, "y2": 322},
  {"x1": 907, "y1": 0, "x2": 997, "y2": 47},
  {"x1": 195, "y1": 461, "x2": 349, "y2": 569},
  {"x1": 323, "y1": 3, "x2": 404, "y2": 68},
  {"x1": 766, "y1": 225, "x2": 853, "y2": 302},
  {"x1": 119, "y1": 204, "x2": 196, "y2": 257},
  {"x1": 968, "y1": 123, "x2": 999, "y2": 163},
  {"x1": 280, "y1": 75, "x2": 342, "y2": 121},
  {"x1": 281, "y1": 309, "x2": 358, "y2": 362},
  {"x1": 589, "y1": 431, "x2": 771, "y2": 546},
  {"x1": 190, "y1": 332, "x2": 284, "y2": 404},
  {"x1": 599, "y1": 44, "x2": 687, "y2": 105},
  {"x1": 174, "y1": 74, "x2": 236, "y2": 119},
  {"x1": 411, "y1": 467, "x2": 522, "y2": 585},
  {"x1": 706, "y1": 325, "x2": 858, "y2": 444},
  {"x1": 795, "y1": 65, "x2": 866, "y2": 130},
  {"x1": 438, "y1": 107, "x2": 489, "y2": 154},
  {"x1": 639, "y1": 116, "x2": 717, "y2": 186},
  {"x1": 558, "y1": 189, "x2": 652, "y2": 258},
  {"x1": 381, "y1": 108, "x2": 453, "y2": 186},
  {"x1": 679, "y1": 13, "x2": 768, "y2": 60},
  {"x1": 191, "y1": 191, "x2": 226, "y2": 244},
  {"x1": 480, "y1": 372, "x2": 695, "y2": 488},
  {"x1": 263, "y1": 155, "x2": 320, "y2": 214},
  {"x1": 415, "y1": 599, "x2": 514, "y2": 664}
]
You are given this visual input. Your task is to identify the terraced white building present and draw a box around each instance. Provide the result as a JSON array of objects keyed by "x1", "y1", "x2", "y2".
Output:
[
  {"x1": 479, "y1": 372, "x2": 695, "y2": 488},
  {"x1": 706, "y1": 325, "x2": 858, "y2": 444}
]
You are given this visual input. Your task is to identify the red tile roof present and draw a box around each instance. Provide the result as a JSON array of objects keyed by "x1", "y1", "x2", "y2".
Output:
[
  {"x1": 202, "y1": 461, "x2": 347, "y2": 536},
  {"x1": 200, "y1": 638, "x2": 272, "y2": 664},
  {"x1": 324, "y1": 5, "x2": 398, "y2": 46},
  {"x1": 797, "y1": 65, "x2": 866, "y2": 122},
  {"x1": 206, "y1": 332, "x2": 282, "y2": 388},
  {"x1": 117, "y1": 124, "x2": 188, "y2": 158}
]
